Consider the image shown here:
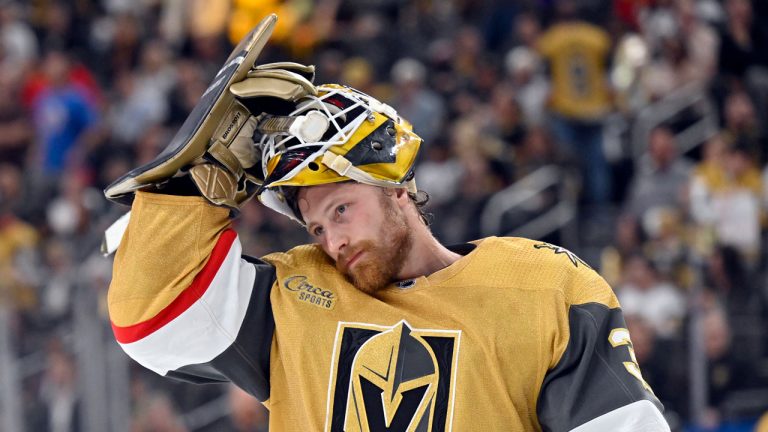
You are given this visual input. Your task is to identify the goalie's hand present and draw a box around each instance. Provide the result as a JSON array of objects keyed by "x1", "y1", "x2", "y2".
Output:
[
  {"x1": 187, "y1": 62, "x2": 317, "y2": 211},
  {"x1": 104, "y1": 15, "x2": 319, "y2": 214}
]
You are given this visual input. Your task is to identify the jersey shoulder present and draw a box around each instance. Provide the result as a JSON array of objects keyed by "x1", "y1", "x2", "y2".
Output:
[
  {"x1": 472, "y1": 237, "x2": 618, "y2": 307},
  {"x1": 261, "y1": 243, "x2": 335, "y2": 274}
]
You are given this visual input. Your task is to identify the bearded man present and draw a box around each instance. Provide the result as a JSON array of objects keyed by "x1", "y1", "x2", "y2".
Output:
[{"x1": 104, "y1": 16, "x2": 669, "y2": 432}]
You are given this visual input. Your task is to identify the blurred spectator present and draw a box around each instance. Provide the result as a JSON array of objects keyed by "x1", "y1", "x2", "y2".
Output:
[
  {"x1": 0, "y1": 164, "x2": 39, "y2": 311},
  {"x1": 22, "y1": 47, "x2": 102, "y2": 109},
  {"x1": 432, "y1": 120, "x2": 508, "y2": 243},
  {"x1": 484, "y1": 84, "x2": 525, "y2": 150},
  {"x1": 690, "y1": 141, "x2": 762, "y2": 262},
  {"x1": 537, "y1": 0, "x2": 613, "y2": 203},
  {"x1": 187, "y1": 31, "x2": 231, "y2": 82},
  {"x1": 313, "y1": 48, "x2": 345, "y2": 85},
  {"x1": 339, "y1": 57, "x2": 380, "y2": 97},
  {"x1": 99, "y1": 12, "x2": 143, "y2": 79},
  {"x1": 35, "y1": 2, "x2": 82, "y2": 53},
  {"x1": 187, "y1": 0, "x2": 230, "y2": 41},
  {"x1": 134, "y1": 125, "x2": 172, "y2": 166},
  {"x1": 718, "y1": 0, "x2": 768, "y2": 128},
  {"x1": 690, "y1": 133, "x2": 730, "y2": 226},
  {"x1": 234, "y1": 199, "x2": 310, "y2": 257},
  {"x1": 30, "y1": 49, "x2": 100, "y2": 177},
  {"x1": 45, "y1": 170, "x2": 105, "y2": 241},
  {"x1": 610, "y1": 33, "x2": 650, "y2": 113},
  {"x1": 225, "y1": 385, "x2": 268, "y2": 432},
  {"x1": 641, "y1": 30, "x2": 703, "y2": 101},
  {"x1": 511, "y1": 9, "x2": 542, "y2": 49},
  {"x1": 639, "y1": 0, "x2": 677, "y2": 54},
  {"x1": 136, "y1": 40, "x2": 177, "y2": 101},
  {"x1": 38, "y1": 345, "x2": 81, "y2": 432},
  {"x1": 415, "y1": 140, "x2": 462, "y2": 209},
  {"x1": 717, "y1": 0, "x2": 768, "y2": 84},
  {"x1": 642, "y1": 208, "x2": 687, "y2": 284},
  {"x1": 624, "y1": 125, "x2": 692, "y2": 219},
  {"x1": 339, "y1": 12, "x2": 396, "y2": 78},
  {"x1": 37, "y1": 238, "x2": 75, "y2": 326},
  {"x1": 513, "y1": 126, "x2": 561, "y2": 178},
  {"x1": 108, "y1": 69, "x2": 169, "y2": 145},
  {"x1": 617, "y1": 254, "x2": 686, "y2": 339},
  {"x1": 450, "y1": 25, "x2": 484, "y2": 85},
  {"x1": 487, "y1": 126, "x2": 563, "y2": 238},
  {"x1": 0, "y1": 70, "x2": 33, "y2": 168},
  {"x1": 504, "y1": 46, "x2": 548, "y2": 126},
  {"x1": 0, "y1": 2, "x2": 38, "y2": 80},
  {"x1": 601, "y1": 213, "x2": 644, "y2": 287},
  {"x1": 132, "y1": 392, "x2": 189, "y2": 432},
  {"x1": 721, "y1": 90, "x2": 766, "y2": 164},
  {"x1": 614, "y1": 0, "x2": 646, "y2": 31},
  {"x1": 705, "y1": 245, "x2": 763, "y2": 320},
  {"x1": 624, "y1": 313, "x2": 686, "y2": 424},
  {"x1": 167, "y1": 58, "x2": 207, "y2": 126},
  {"x1": 389, "y1": 57, "x2": 445, "y2": 147},
  {"x1": 675, "y1": 0, "x2": 718, "y2": 85},
  {"x1": 698, "y1": 302, "x2": 759, "y2": 429}
]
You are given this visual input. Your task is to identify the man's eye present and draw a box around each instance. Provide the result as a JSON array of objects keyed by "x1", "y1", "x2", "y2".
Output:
[
  {"x1": 336, "y1": 204, "x2": 347, "y2": 215},
  {"x1": 312, "y1": 226, "x2": 324, "y2": 236}
]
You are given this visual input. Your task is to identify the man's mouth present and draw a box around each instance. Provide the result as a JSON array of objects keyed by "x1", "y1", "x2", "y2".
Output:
[{"x1": 346, "y1": 251, "x2": 364, "y2": 269}]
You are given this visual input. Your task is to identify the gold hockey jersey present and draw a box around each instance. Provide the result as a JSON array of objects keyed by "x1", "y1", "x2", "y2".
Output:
[{"x1": 109, "y1": 192, "x2": 668, "y2": 431}]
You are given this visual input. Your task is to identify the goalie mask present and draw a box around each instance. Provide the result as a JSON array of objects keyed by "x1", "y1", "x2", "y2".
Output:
[{"x1": 256, "y1": 84, "x2": 422, "y2": 224}]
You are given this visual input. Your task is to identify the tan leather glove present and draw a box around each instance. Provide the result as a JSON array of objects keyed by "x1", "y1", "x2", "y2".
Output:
[{"x1": 104, "y1": 15, "x2": 319, "y2": 213}]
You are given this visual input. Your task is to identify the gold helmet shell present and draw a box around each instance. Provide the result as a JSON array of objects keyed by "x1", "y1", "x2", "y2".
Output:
[{"x1": 257, "y1": 84, "x2": 422, "y2": 223}]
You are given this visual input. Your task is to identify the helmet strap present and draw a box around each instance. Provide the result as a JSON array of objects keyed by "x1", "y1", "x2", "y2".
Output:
[{"x1": 321, "y1": 151, "x2": 417, "y2": 193}]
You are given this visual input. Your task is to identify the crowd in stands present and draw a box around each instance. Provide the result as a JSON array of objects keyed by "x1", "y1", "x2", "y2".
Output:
[{"x1": 1, "y1": 0, "x2": 768, "y2": 430}]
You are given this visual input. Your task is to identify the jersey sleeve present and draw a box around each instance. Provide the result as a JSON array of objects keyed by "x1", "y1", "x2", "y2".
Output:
[
  {"x1": 108, "y1": 192, "x2": 275, "y2": 401},
  {"x1": 536, "y1": 261, "x2": 670, "y2": 432}
]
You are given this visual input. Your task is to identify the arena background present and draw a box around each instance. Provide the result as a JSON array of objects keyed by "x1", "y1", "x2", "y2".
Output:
[{"x1": 1, "y1": 0, "x2": 767, "y2": 431}]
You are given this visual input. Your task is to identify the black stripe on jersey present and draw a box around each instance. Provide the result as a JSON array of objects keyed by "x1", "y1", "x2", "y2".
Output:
[
  {"x1": 536, "y1": 303, "x2": 664, "y2": 432},
  {"x1": 447, "y1": 243, "x2": 477, "y2": 256},
  {"x1": 166, "y1": 256, "x2": 276, "y2": 401}
]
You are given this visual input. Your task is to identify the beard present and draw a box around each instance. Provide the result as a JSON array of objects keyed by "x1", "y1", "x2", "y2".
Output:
[{"x1": 336, "y1": 195, "x2": 413, "y2": 294}]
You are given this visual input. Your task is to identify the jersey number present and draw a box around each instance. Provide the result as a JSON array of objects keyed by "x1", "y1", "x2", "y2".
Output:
[
  {"x1": 608, "y1": 328, "x2": 653, "y2": 393},
  {"x1": 567, "y1": 52, "x2": 590, "y2": 98}
]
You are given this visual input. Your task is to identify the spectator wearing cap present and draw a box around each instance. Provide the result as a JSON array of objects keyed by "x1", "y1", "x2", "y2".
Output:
[{"x1": 504, "y1": 46, "x2": 548, "y2": 126}]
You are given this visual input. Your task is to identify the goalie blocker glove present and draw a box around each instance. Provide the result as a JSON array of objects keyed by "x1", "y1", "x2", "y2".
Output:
[{"x1": 104, "y1": 14, "x2": 319, "y2": 213}]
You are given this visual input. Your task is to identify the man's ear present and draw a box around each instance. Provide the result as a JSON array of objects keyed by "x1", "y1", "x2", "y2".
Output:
[{"x1": 394, "y1": 187, "x2": 410, "y2": 207}]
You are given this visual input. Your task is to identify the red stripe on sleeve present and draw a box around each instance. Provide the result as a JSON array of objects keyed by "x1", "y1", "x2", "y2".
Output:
[{"x1": 112, "y1": 229, "x2": 238, "y2": 344}]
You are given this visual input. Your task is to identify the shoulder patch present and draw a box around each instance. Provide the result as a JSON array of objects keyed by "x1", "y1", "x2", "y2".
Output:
[
  {"x1": 281, "y1": 275, "x2": 337, "y2": 310},
  {"x1": 533, "y1": 242, "x2": 591, "y2": 269}
]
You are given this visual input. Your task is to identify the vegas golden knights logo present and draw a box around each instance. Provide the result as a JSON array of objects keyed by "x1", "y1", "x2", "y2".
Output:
[{"x1": 324, "y1": 321, "x2": 461, "y2": 432}]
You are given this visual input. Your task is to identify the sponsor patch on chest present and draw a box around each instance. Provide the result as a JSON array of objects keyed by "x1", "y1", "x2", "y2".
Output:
[{"x1": 282, "y1": 275, "x2": 337, "y2": 310}]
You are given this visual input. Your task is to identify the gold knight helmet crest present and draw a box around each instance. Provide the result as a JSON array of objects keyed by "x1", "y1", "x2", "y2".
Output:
[
  {"x1": 348, "y1": 322, "x2": 439, "y2": 430},
  {"x1": 325, "y1": 320, "x2": 461, "y2": 432}
]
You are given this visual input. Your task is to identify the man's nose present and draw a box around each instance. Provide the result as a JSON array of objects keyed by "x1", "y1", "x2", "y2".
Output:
[{"x1": 325, "y1": 228, "x2": 349, "y2": 259}]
